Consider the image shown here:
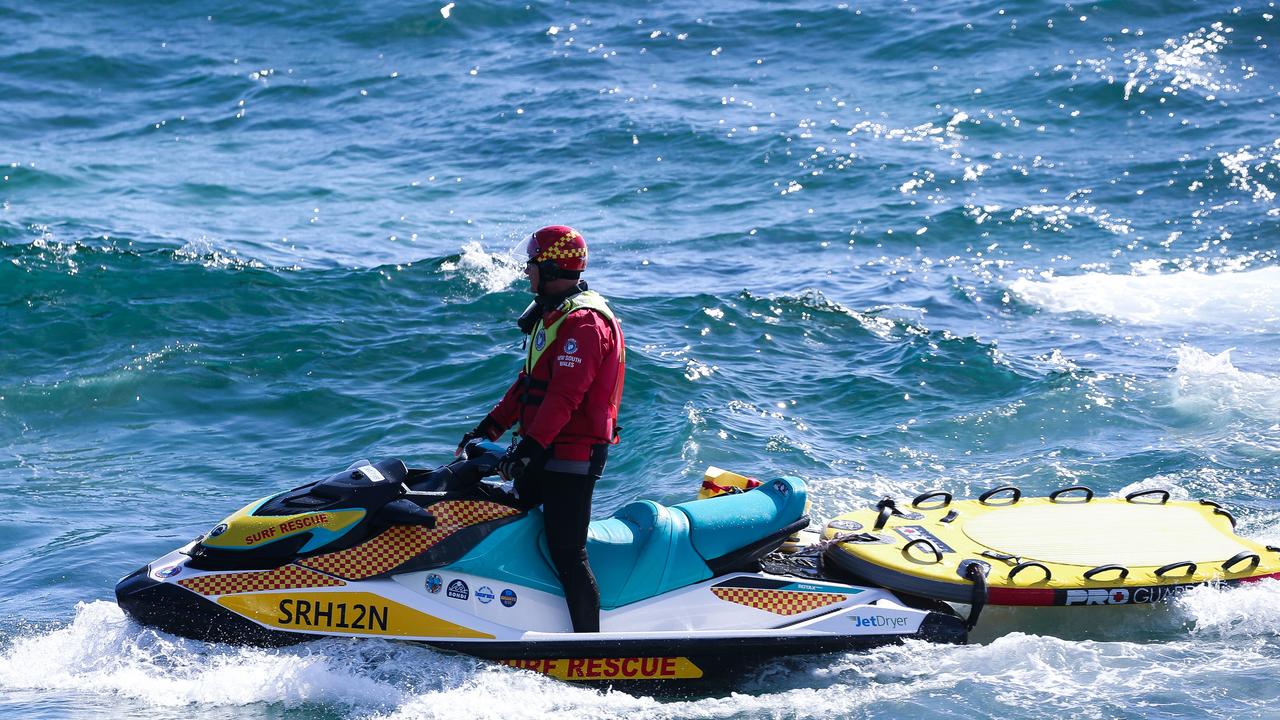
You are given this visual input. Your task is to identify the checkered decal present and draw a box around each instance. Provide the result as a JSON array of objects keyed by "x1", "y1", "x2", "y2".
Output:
[
  {"x1": 177, "y1": 564, "x2": 346, "y2": 596},
  {"x1": 535, "y1": 232, "x2": 587, "y2": 262},
  {"x1": 710, "y1": 587, "x2": 847, "y2": 615},
  {"x1": 297, "y1": 500, "x2": 519, "y2": 580}
]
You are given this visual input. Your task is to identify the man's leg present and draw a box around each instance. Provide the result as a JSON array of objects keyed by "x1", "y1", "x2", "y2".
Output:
[{"x1": 541, "y1": 470, "x2": 600, "y2": 633}]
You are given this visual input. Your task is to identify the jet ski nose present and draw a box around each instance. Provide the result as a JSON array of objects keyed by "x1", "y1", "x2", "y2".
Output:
[{"x1": 114, "y1": 564, "x2": 158, "y2": 622}]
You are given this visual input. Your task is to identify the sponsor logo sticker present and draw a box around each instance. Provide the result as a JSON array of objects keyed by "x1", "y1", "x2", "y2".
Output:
[
  {"x1": 425, "y1": 573, "x2": 442, "y2": 594},
  {"x1": 476, "y1": 586, "x2": 495, "y2": 604},
  {"x1": 500, "y1": 589, "x2": 517, "y2": 607},
  {"x1": 156, "y1": 564, "x2": 182, "y2": 579},
  {"x1": 447, "y1": 579, "x2": 469, "y2": 601},
  {"x1": 853, "y1": 614, "x2": 909, "y2": 629},
  {"x1": 209, "y1": 523, "x2": 228, "y2": 538},
  {"x1": 1063, "y1": 585, "x2": 1197, "y2": 606}
]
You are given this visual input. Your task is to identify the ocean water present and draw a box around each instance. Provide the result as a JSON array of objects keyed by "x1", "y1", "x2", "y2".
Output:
[{"x1": 2, "y1": 0, "x2": 1279, "y2": 717}]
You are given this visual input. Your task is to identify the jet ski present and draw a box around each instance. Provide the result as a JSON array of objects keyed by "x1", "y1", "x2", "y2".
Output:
[{"x1": 115, "y1": 443, "x2": 966, "y2": 684}]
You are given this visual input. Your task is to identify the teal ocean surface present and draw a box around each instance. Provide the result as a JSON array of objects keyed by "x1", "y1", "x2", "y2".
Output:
[{"x1": 3, "y1": 0, "x2": 1280, "y2": 717}]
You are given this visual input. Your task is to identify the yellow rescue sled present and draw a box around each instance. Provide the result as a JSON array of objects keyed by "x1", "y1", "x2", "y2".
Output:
[{"x1": 822, "y1": 486, "x2": 1280, "y2": 608}]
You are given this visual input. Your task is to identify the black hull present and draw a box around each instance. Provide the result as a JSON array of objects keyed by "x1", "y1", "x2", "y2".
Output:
[{"x1": 116, "y1": 565, "x2": 966, "y2": 686}]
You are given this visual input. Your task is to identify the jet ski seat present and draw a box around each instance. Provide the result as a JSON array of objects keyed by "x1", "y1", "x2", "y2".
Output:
[
  {"x1": 443, "y1": 477, "x2": 809, "y2": 610},
  {"x1": 672, "y1": 476, "x2": 808, "y2": 570},
  {"x1": 576, "y1": 500, "x2": 711, "y2": 609}
]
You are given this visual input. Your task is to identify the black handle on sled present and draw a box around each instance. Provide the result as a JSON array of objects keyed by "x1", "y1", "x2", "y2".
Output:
[
  {"x1": 1008, "y1": 561, "x2": 1051, "y2": 583},
  {"x1": 873, "y1": 497, "x2": 905, "y2": 530},
  {"x1": 912, "y1": 491, "x2": 952, "y2": 509},
  {"x1": 1083, "y1": 564, "x2": 1129, "y2": 581},
  {"x1": 1221, "y1": 551, "x2": 1261, "y2": 573},
  {"x1": 1199, "y1": 500, "x2": 1237, "y2": 529},
  {"x1": 901, "y1": 538, "x2": 943, "y2": 563},
  {"x1": 1049, "y1": 486, "x2": 1094, "y2": 503},
  {"x1": 1154, "y1": 561, "x2": 1197, "y2": 578},
  {"x1": 979, "y1": 486, "x2": 1022, "y2": 505},
  {"x1": 1125, "y1": 489, "x2": 1171, "y2": 504}
]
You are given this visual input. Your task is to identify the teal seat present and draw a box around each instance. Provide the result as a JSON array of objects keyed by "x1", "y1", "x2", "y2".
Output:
[
  {"x1": 443, "y1": 502, "x2": 713, "y2": 609},
  {"x1": 442, "y1": 478, "x2": 806, "y2": 610},
  {"x1": 674, "y1": 476, "x2": 808, "y2": 561},
  {"x1": 557, "y1": 500, "x2": 712, "y2": 609}
]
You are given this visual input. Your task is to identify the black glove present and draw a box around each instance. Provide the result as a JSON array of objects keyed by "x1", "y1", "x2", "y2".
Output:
[
  {"x1": 497, "y1": 437, "x2": 546, "y2": 482},
  {"x1": 456, "y1": 415, "x2": 501, "y2": 457}
]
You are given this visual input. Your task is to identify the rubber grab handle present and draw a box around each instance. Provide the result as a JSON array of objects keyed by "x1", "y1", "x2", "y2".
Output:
[
  {"x1": 1154, "y1": 561, "x2": 1197, "y2": 578},
  {"x1": 1083, "y1": 564, "x2": 1130, "y2": 581},
  {"x1": 1222, "y1": 551, "x2": 1261, "y2": 573},
  {"x1": 1049, "y1": 486, "x2": 1094, "y2": 503},
  {"x1": 979, "y1": 486, "x2": 1022, "y2": 505},
  {"x1": 912, "y1": 490, "x2": 952, "y2": 509},
  {"x1": 1008, "y1": 561, "x2": 1051, "y2": 583},
  {"x1": 1125, "y1": 489, "x2": 1171, "y2": 504},
  {"x1": 902, "y1": 538, "x2": 943, "y2": 563},
  {"x1": 874, "y1": 503, "x2": 894, "y2": 531}
]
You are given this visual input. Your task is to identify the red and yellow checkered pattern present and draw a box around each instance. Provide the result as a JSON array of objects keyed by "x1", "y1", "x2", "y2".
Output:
[
  {"x1": 710, "y1": 587, "x2": 847, "y2": 615},
  {"x1": 177, "y1": 563, "x2": 346, "y2": 596},
  {"x1": 534, "y1": 232, "x2": 588, "y2": 263},
  {"x1": 297, "y1": 500, "x2": 519, "y2": 580}
]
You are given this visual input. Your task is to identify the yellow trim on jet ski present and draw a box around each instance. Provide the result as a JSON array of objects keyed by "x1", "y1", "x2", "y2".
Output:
[
  {"x1": 823, "y1": 487, "x2": 1280, "y2": 606},
  {"x1": 218, "y1": 591, "x2": 494, "y2": 638},
  {"x1": 202, "y1": 500, "x2": 365, "y2": 549}
]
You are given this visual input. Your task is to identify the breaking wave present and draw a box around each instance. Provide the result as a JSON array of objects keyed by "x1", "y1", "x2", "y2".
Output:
[{"x1": 1009, "y1": 266, "x2": 1280, "y2": 326}]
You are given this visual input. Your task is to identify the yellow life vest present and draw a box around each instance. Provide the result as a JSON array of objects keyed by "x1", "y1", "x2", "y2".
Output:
[{"x1": 525, "y1": 290, "x2": 623, "y2": 374}]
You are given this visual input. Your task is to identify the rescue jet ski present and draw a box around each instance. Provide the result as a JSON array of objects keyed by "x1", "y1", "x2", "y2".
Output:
[{"x1": 115, "y1": 443, "x2": 965, "y2": 685}]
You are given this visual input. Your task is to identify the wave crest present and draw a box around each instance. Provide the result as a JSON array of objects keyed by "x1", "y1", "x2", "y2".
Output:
[{"x1": 1010, "y1": 265, "x2": 1280, "y2": 326}]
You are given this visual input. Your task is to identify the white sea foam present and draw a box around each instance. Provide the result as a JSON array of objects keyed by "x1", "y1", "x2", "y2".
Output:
[
  {"x1": 1171, "y1": 346, "x2": 1280, "y2": 423},
  {"x1": 8, "y1": 599, "x2": 1280, "y2": 719},
  {"x1": 1009, "y1": 266, "x2": 1280, "y2": 326},
  {"x1": 1179, "y1": 579, "x2": 1280, "y2": 639},
  {"x1": 0, "y1": 601, "x2": 414, "y2": 710},
  {"x1": 439, "y1": 240, "x2": 523, "y2": 293}
]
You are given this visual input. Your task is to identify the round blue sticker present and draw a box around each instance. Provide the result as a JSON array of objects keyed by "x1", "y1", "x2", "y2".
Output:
[
  {"x1": 426, "y1": 573, "x2": 442, "y2": 594},
  {"x1": 476, "y1": 586, "x2": 495, "y2": 604},
  {"x1": 500, "y1": 588, "x2": 517, "y2": 607}
]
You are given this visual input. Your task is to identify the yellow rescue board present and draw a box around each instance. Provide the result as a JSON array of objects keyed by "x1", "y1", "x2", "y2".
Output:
[{"x1": 822, "y1": 488, "x2": 1280, "y2": 606}]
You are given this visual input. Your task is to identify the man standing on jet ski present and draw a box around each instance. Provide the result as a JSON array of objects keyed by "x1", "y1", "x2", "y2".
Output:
[{"x1": 456, "y1": 225, "x2": 625, "y2": 633}]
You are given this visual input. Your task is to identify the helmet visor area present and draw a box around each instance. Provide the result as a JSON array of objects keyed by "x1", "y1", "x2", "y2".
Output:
[{"x1": 523, "y1": 234, "x2": 542, "y2": 261}]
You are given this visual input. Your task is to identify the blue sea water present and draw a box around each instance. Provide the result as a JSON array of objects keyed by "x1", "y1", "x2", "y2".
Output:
[{"x1": 2, "y1": 0, "x2": 1280, "y2": 717}]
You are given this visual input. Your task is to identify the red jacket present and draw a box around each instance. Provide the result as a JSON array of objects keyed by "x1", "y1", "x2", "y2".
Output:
[{"x1": 487, "y1": 304, "x2": 625, "y2": 461}]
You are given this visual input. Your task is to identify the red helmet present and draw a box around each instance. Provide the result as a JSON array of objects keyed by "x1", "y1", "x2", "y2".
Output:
[{"x1": 526, "y1": 225, "x2": 588, "y2": 277}]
